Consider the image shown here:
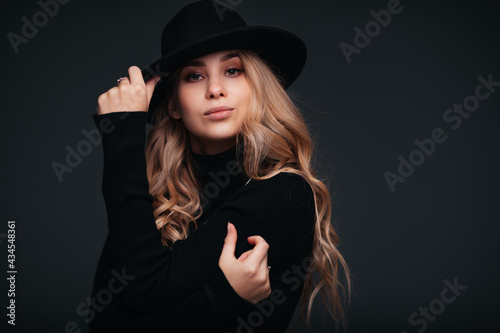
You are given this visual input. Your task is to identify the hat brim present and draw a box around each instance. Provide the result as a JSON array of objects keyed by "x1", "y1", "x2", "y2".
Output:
[{"x1": 141, "y1": 26, "x2": 307, "y2": 124}]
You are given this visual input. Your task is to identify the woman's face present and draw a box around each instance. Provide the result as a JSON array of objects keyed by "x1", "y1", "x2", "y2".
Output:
[{"x1": 169, "y1": 49, "x2": 251, "y2": 155}]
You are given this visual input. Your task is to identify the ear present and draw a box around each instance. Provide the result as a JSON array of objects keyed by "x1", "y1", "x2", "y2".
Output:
[{"x1": 168, "y1": 98, "x2": 181, "y2": 119}]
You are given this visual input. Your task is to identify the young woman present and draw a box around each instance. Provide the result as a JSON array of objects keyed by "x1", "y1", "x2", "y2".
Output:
[{"x1": 90, "y1": 1, "x2": 350, "y2": 332}]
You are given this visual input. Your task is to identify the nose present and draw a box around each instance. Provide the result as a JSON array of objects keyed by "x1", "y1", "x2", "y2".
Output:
[{"x1": 206, "y1": 76, "x2": 226, "y2": 99}]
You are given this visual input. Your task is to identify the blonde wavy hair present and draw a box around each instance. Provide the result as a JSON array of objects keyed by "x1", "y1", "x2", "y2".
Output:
[{"x1": 144, "y1": 49, "x2": 351, "y2": 331}]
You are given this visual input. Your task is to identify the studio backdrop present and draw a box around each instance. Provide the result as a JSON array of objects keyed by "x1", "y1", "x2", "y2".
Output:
[{"x1": 1, "y1": 0, "x2": 499, "y2": 332}]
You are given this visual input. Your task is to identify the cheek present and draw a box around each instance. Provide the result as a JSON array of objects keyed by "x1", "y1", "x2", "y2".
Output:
[
  {"x1": 238, "y1": 83, "x2": 252, "y2": 114},
  {"x1": 177, "y1": 88, "x2": 193, "y2": 110},
  {"x1": 177, "y1": 90, "x2": 201, "y2": 119}
]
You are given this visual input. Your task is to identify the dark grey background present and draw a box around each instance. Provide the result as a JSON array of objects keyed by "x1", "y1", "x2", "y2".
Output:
[{"x1": 1, "y1": 0, "x2": 499, "y2": 332}]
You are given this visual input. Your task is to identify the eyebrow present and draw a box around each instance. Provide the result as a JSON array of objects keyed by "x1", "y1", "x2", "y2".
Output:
[{"x1": 182, "y1": 52, "x2": 239, "y2": 69}]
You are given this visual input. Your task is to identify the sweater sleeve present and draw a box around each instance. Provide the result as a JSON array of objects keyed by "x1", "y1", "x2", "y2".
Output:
[{"x1": 91, "y1": 111, "x2": 316, "y2": 320}]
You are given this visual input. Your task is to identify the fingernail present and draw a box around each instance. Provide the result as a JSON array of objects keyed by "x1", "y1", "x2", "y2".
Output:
[{"x1": 227, "y1": 222, "x2": 231, "y2": 234}]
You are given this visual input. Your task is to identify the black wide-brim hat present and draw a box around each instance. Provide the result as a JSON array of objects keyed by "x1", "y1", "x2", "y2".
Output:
[{"x1": 141, "y1": 0, "x2": 307, "y2": 124}]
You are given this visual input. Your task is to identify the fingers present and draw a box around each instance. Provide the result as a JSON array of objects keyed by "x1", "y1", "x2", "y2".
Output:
[
  {"x1": 237, "y1": 250, "x2": 251, "y2": 262},
  {"x1": 128, "y1": 66, "x2": 145, "y2": 86},
  {"x1": 145, "y1": 75, "x2": 161, "y2": 105},
  {"x1": 254, "y1": 238, "x2": 269, "y2": 276},
  {"x1": 217, "y1": 225, "x2": 271, "y2": 304},
  {"x1": 246, "y1": 235, "x2": 260, "y2": 245},
  {"x1": 220, "y1": 223, "x2": 270, "y2": 273},
  {"x1": 117, "y1": 77, "x2": 129, "y2": 86},
  {"x1": 259, "y1": 251, "x2": 269, "y2": 275},
  {"x1": 242, "y1": 235, "x2": 269, "y2": 271},
  {"x1": 124, "y1": 66, "x2": 160, "y2": 108},
  {"x1": 219, "y1": 222, "x2": 238, "y2": 265},
  {"x1": 99, "y1": 65, "x2": 160, "y2": 115}
]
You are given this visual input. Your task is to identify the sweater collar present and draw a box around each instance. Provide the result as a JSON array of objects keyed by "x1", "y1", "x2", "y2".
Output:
[
  {"x1": 191, "y1": 144, "x2": 235, "y2": 165},
  {"x1": 190, "y1": 142, "x2": 244, "y2": 170}
]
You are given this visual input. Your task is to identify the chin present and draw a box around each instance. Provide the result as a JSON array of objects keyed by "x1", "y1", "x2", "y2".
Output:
[
  {"x1": 200, "y1": 129, "x2": 238, "y2": 141},
  {"x1": 205, "y1": 124, "x2": 239, "y2": 136}
]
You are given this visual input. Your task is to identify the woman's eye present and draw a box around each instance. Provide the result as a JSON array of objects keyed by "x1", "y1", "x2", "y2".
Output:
[
  {"x1": 185, "y1": 68, "x2": 242, "y2": 82},
  {"x1": 187, "y1": 73, "x2": 202, "y2": 81},
  {"x1": 226, "y1": 68, "x2": 242, "y2": 76}
]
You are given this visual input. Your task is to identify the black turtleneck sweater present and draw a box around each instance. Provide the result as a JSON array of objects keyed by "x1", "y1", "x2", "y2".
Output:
[{"x1": 88, "y1": 111, "x2": 316, "y2": 333}]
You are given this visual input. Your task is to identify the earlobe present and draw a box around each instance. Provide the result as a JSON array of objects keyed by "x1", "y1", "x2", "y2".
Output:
[
  {"x1": 168, "y1": 99, "x2": 181, "y2": 119},
  {"x1": 169, "y1": 109, "x2": 180, "y2": 119}
]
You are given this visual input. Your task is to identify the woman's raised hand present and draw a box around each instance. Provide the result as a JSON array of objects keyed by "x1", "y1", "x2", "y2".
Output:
[
  {"x1": 218, "y1": 222, "x2": 272, "y2": 304},
  {"x1": 97, "y1": 66, "x2": 161, "y2": 115}
]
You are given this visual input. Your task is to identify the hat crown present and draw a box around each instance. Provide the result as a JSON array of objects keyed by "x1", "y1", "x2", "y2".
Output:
[
  {"x1": 161, "y1": 1, "x2": 247, "y2": 55},
  {"x1": 143, "y1": 0, "x2": 307, "y2": 124}
]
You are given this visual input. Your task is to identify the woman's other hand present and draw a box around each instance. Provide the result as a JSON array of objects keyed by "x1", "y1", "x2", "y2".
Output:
[
  {"x1": 218, "y1": 222, "x2": 272, "y2": 304},
  {"x1": 97, "y1": 66, "x2": 161, "y2": 115}
]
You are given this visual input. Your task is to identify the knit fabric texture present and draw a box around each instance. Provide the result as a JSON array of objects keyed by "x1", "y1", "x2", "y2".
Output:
[{"x1": 88, "y1": 111, "x2": 316, "y2": 333}]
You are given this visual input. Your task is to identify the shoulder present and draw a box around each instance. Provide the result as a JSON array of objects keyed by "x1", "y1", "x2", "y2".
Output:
[
  {"x1": 234, "y1": 171, "x2": 315, "y2": 213},
  {"x1": 242, "y1": 172, "x2": 316, "y2": 251},
  {"x1": 271, "y1": 172, "x2": 314, "y2": 205},
  {"x1": 210, "y1": 171, "x2": 317, "y2": 254}
]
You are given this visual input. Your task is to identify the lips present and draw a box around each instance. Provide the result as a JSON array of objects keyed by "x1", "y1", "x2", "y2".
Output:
[{"x1": 204, "y1": 106, "x2": 234, "y2": 115}]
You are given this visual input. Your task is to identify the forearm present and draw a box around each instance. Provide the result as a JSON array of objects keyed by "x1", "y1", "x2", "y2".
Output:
[
  {"x1": 94, "y1": 111, "x2": 204, "y2": 309},
  {"x1": 92, "y1": 111, "x2": 253, "y2": 314},
  {"x1": 91, "y1": 110, "x2": 315, "y2": 317}
]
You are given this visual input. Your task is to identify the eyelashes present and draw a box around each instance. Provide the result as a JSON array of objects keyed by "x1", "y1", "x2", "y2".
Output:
[{"x1": 184, "y1": 68, "x2": 243, "y2": 82}]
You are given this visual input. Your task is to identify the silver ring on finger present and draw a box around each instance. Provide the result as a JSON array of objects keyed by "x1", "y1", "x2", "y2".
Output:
[{"x1": 116, "y1": 77, "x2": 128, "y2": 86}]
